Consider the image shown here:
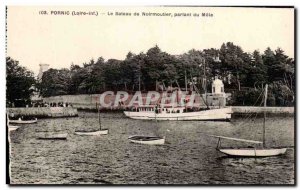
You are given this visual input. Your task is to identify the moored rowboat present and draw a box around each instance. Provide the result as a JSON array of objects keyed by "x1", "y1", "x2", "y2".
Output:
[
  {"x1": 37, "y1": 133, "x2": 68, "y2": 140},
  {"x1": 75, "y1": 129, "x2": 108, "y2": 136},
  {"x1": 9, "y1": 118, "x2": 37, "y2": 124},
  {"x1": 128, "y1": 135, "x2": 165, "y2": 145}
]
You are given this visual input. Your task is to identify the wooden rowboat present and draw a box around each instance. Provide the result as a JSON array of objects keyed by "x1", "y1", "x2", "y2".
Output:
[
  {"x1": 37, "y1": 133, "x2": 68, "y2": 140},
  {"x1": 128, "y1": 135, "x2": 165, "y2": 145},
  {"x1": 9, "y1": 118, "x2": 37, "y2": 124},
  {"x1": 75, "y1": 129, "x2": 108, "y2": 136}
]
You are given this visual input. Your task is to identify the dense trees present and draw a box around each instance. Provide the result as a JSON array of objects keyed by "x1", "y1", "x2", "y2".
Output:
[
  {"x1": 38, "y1": 68, "x2": 71, "y2": 97},
  {"x1": 6, "y1": 57, "x2": 35, "y2": 107},
  {"x1": 8, "y1": 42, "x2": 294, "y2": 106}
]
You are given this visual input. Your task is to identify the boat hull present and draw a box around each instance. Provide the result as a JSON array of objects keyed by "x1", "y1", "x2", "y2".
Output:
[
  {"x1": 128, "y1": 136, "x2": 165, "y2": 145},
  {"x1": 8, "y1": 125, "x2": 20, "y2": 132},
  {"x1": 9, "y1": 118, "x2": 37, "y2": 124},
  {"x1": 218, "y1": 148, "x2": 287, "y2": 157},
  {"x1": 37, "y1": 133, "x2": 68, "y2": 140},
  {"x1": 75, "y1": 130, "x2": 108, "y2": 136},
  {"x1": 124, "y1": 107, "x2": 232, "y2": 121}
]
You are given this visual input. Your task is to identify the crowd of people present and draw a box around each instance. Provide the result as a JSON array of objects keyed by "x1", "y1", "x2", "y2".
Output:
[{"x1": 30, "y1": 102, "x2": 73, "y2": 108}]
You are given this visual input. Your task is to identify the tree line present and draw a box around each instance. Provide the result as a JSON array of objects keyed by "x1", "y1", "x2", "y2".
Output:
[
  {"x1": 6, "y1": 57, "x2": 35, "y2": 107},
  {"x1": 6, "y1": 42, "x2": 295, "y2": 107}
]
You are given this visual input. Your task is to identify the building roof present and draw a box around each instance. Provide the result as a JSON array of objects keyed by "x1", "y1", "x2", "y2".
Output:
[{"x1": 212, "y1": 78, "x2": 223, "y2": 85}]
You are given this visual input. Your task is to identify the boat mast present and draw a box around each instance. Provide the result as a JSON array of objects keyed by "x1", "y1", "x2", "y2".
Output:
[
  {"x1": 203, "y1": 58, "x2": 207, "y2": 95},
  {"x1": 98, "y1": 104, "x2": 102, "y2": 130},
  {"x1": 175, "y1": 80, "x2": 181, "y2": 106},
  {"x1": 155, "y1": 109, "x2": 158, "y2": 126},
  {"x1": 263, "y1": 84, "x2": 268, "y2": 148},
  {"x1": 138, "y1": 75, "x2": 141, "y2": 91},
  {"x1": 190, "y1": 74, "x2": 209, "y2": 108},
  {"x1": 200, "y1": 57, "x2": 209, "y2": 108},
  {"x1": 154, "y1": 105, "x2": 159, "y2": 133},
  {"x1": 185, "y1": 70, "x2": 187, "y2": 93}
]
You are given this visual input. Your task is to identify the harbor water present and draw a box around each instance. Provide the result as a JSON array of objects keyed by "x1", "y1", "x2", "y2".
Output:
[{"x1": 9, "y1": 112, "x2": 294, "y2": 184}]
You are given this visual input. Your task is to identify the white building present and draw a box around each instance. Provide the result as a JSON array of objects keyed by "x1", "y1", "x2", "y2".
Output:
[
  {"x1": 212, "y1": 78, "x2": 225, "y2": 94},
  {"x1": 205, "y1": 77, "x2": 228, "y2": 107},
  {"x1": 37, "y1": 63, "x2": 49, "y2": 81},
  {"x1": 31, "y1": 64, "x2": 50, "y2": 101}
]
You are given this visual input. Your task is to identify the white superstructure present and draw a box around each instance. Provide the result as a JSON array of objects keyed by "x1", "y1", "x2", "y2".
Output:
[{"x1": 124, "y1": 106, "x2": 232, "y2": 121}]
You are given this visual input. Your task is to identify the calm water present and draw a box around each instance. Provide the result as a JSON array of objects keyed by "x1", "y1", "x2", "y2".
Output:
[{"x1": 9, "y1": 112, "x2": 294, "y2": 184}]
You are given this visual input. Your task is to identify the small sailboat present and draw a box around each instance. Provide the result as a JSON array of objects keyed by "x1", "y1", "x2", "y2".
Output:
[
  {"x1": 9, "y1": 117, "x2": 37, "y2": 124},
  {"x1": 36, "y1": 121, "x2": 68, "y2": 140},
  {"x1": 211, "y1": 84, "x2": 287, "y2": 157},
  {"x1": 129, "y1": 106, "x2": 165, "y2": 145},
  {"x1": 75, "y1": 105, "x2": 108, "y2": 136}
]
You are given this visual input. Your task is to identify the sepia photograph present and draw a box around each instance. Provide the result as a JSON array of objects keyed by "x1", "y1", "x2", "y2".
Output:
[{"x1": 6, "y1": 6, "x2": 295, "y2": 185}]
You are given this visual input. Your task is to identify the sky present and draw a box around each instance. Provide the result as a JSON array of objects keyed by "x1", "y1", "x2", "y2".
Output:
[{"x1": 6, "y1": 6, "x2": 294, "y2": 75}]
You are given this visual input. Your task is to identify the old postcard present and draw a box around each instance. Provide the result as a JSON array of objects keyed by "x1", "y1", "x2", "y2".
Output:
[{"x1": 6, "y1": 6, "x2": 295, "y2": 185}]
